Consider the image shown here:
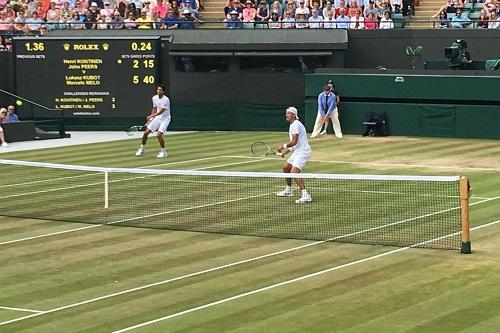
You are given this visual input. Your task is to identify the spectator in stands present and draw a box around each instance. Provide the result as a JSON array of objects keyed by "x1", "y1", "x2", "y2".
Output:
[
  {"x1": 89, "y1": 0, "x2": 104, "y2": 9},
  {"x1": 242, "y1": 0, "x2": 256, "y2": 28},
  {"x1": 322, "y1": 1, "x2": 333, "y2": 17},
  {"x1": 295, "y1": 11, "x2": 308, "y2": 27},
  {"x1": 124, "y1": 11, "x2": 137, "y2": 28},
  {"x1": 127, "y1": 2, "x2": 139, "y2": 18},
  {"x1": 89, "y1": 2, "x2": 101, "y2": 20},
  {"x1": 96, "y1": 13, "x2": 109, "y2": 28},
  {"x1": 178, "y1": 7, "x2": 195, "y2": 28},
  {"x1": 225, "y1": 0, "x2": 243, "y2": 20},
  {"x1": 488, "y1": 11, "x2": 500, "y2": 28},
  {"x1": 364, "y1": 0, "x2": 378, "y2": 18},
  {"x1": 110, "y1": 11, "x2": 125, "y2": 28},
  {"x1": 136, "y1": 9, "x2": 153, "y2": 27},
  {"x1": 0, "y1": 108, "x2": 8, "y2": 147},
  {"x1": 153, "y1": 0, "x2": 169, "y2": 18},
  {"x1": 350, "y1": 9, "x2": 364, "y2": 28},
  {"x1": 483, "y1": 0, "x2": 496, "y2": 14},
  {"x1": 255, "y1": 0, "x2": 270, "y2": 27},
  {"x1": 432, "y1": 0, "x2": 463, "y2": 18},
  {"x1": 379, "y1": 10, "x2": 394, "y2": 28},
  {"x1": 308, "y1": 8, "x2": 323, "y2": 27},
  {"x1": 390, "y1": 0, "x2": 402, "y2": 13},
  {"x1": 13, "y1": 10, "x2": 27, "y2": 31},
  {"x1": 45, "y1": 1, "x2": 61, "y2": 30},
  {"x1": 83, "y1": 9, "x2": 97, "y2": 28},
  {"x1": 335, "y1": 0, "x2": 348, "y2": 15},
  {"x1": 226, "y1": 8, "x2": 243, "y2": 27},
  {"x1": 281, "y1": 10, "x2": 295, "y2": 27},
  {"x1": 5, "y1": 105, "x2": 19, "y2": 123},
  {"x1": 100, "y1": 1, "x2": 114, "y2": 16},
  {"x1": 477, "y1": 9, "x2": 489, "y2": 28},
  {"x1": 295, "y1": 0, "x2": 309, "y2": 16},
  {"x1": 69, "y1": 12, "x2": 84, "y2": 28},
  {"x1": 348, "y1": 0, "x2": 360, "y2": 16},
  {"x1": 310, "y1": 1, "x2": 323, "y2": 17},
  {"x1": 268, "y1": 10, "x2": 281, "y2": 27},
  {"x1": 451, "y1": 8, "x2": 471, "y2": 27},
  {"x1": 364, "y1": 11, "x2": 378, "y2": 28},
  {"x1": 75, "y1": 1, "x2": 87, "y2": 15},
  {"x1": 26, "y1": 11, "x2": 44, "y2": 31},
  {"x1": 270, "y1": 0, "x2": 282, "y2": 18},
  {"x1": 378, "y1": 1, "x2": 392, "y2": 17},
  {"x1": 323, "y1": 10, "x2": 336, "y2": 27},
  {"x1": 283, "y1": 1, "x2": 295, "y2": 17},
  {"x1": 163, "y1": 9, "x2": 179, "y2": 28},
  {"x1": 335, "y1": 7, "x2": 350, "y2": 28},
  {"x1": 435, "y1": 9, "x2": 449, "y2": 28}
]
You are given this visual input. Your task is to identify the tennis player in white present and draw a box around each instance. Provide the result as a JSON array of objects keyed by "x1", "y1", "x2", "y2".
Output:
[
  {"x1": 136, "y1": 84, "x2": 171, "y2": 158},
  {"x1": 276, "y1": 106, "x2": 312, "y2": 204}
]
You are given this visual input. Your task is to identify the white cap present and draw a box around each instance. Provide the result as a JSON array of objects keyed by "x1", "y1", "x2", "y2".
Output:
[
  {"x1": 91, "y1": 1, "x2": 98, "y2": 6},
  {"x1": 182, "y1": 8, "x2": 191, "y2": 14},
  {"x1": 286, "y1": 106, "x2": 299, "y2": 119}
]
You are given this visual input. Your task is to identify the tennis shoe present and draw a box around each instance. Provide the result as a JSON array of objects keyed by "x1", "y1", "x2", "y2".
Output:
[
  {"x1": 276, "y1": 189, "x2": 293, "y2": 197},
  {"x1": 135, "y1": 148, "x2": 144, "y2": 156},
  {"x1": 320, "y1": 130, "x2": 327, "y2": 135},
  {"x1": 295, "y1": 194, "x2": 312, "y2": 204},
  {"x1": 1, "y1": 142, "x2": 8, "y2": 147},
  {"x1": 157, "y1": 151, "x2": 168, "y2": 158}
]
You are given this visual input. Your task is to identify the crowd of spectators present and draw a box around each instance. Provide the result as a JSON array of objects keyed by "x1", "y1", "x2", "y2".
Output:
[
  {"x1": 223, "y1": 0, "x2": 408, "y2": 29},
  {"x1": 433, "y1": 0, "x2": 500, "y2": 28},
  {"x1": 0, "y1": 0, "x2": 202, "y2": 49},
  {"x1": 0, "y1": 104, "x2": 19, "y2": 147}
]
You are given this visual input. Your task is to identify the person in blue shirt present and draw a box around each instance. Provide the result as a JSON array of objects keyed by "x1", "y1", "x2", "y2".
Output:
[
  {"x1": 451, "y1": 8, "x2": 471, "y2": 28},
  {"x1": 226, "y1": 10, "x2": 243, "y2": 28},
  {"x1": 163, "y1": 10, "x2": 180, "y2": 29},
  {"x1": 5, "y1": 105, "x2": 19, "y2": 123},
  {"x1": 310, "y1": 85, "x2": 342, "y2": 139},
  {"x1": 179, "y1": 8, "x2": 196, "y2": 29}
]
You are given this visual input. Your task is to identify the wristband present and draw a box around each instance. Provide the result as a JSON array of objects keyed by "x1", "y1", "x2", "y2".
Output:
[{"x1": 282, "y1": 144, "x2": 287, "y2": 149}]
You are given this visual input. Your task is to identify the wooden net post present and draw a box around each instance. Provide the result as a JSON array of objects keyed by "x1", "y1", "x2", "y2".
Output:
[{"x1": 459, "y1": 176, "x2": 471, "y2": 254}]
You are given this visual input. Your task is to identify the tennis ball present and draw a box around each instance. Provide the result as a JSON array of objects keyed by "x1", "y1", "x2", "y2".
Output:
[{"x1": 15, "y1": 100, "x2": 23, "y2": 106}]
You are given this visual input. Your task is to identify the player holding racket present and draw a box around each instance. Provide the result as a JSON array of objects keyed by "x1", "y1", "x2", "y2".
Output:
[
  {"x1": 276, "y1": 107, "x2": 312, "y2": 204},
  {"x1": 136, "y1": 84, "x2": 171, "y2": 158}
]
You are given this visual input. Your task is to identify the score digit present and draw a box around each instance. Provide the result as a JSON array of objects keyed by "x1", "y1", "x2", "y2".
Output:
[
  {"x1": 131, "y1": 42, "x2": 152, "y2": 51},
  {"x1": 25, "y1": 42, "x2": 45, "y2": 52}
]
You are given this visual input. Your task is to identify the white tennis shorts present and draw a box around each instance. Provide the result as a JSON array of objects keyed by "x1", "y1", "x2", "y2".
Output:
[
  {"x1": 287, "y1": 152, "x2": 311, "y2": 171},
  {"x1": 147, "y1": 117, "x2": 171, "y2": 134}
]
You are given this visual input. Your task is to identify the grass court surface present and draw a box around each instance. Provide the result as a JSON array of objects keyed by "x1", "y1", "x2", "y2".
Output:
[{"x1": 1, "y1": 131, "x2": 500, "y2": 332}]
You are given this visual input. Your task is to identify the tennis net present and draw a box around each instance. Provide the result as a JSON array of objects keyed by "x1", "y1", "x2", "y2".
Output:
[{"x1": 0, "y1": 159, "x2": 471, "y2": 252}]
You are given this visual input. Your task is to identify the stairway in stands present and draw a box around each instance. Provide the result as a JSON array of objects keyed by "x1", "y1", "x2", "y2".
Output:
[
  {"x1": 200, "y1": 0, "x2": 226, "y2": 28},
  {"x1": 409, "y1": 0, "x2": 442, "y2": 28}
]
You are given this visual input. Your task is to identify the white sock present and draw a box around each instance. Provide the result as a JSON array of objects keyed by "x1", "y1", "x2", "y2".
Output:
[
  {"x1": 302, "y1": 189, "x2": 308, "y2": 196},
  {"x1": 140, "y1": 144, "x2": 145, "y2": 149},
  {"x1": 161, "y1": 148, "x2": 166, "y2": 153},
  {"x1": 285, "y1": 185, "x2": 291, "y2": 192}
]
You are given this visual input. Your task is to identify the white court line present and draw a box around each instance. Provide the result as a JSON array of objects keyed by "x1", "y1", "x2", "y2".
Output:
[
  {"x1": 1, "y1": 197, "x2": 498, "y2": 327},
  {"x1": 114, "y1": 218, "x2": 500, "y2": 333},
  {"x1": 222, "y1": 155, "x2": 500, "y2": 172},
  {"x1": 0, "y1": 306, "x2": 43, "y2": 314}
]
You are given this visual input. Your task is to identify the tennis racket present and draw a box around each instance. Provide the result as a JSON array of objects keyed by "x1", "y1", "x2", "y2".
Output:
[
  {"x1": 126, "y1": 123, "x2": 149, "y2": 136},
  {"x1": 251, "y1": 141, "x2": 282, "y2": 157}
]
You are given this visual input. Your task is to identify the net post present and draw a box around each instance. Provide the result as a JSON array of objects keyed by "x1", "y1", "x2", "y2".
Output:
[
  {"x1": 459, "y1": 176, "x2": 471, "y2": 254},
  {"x1": 104, "y1": 171, "x2": 109, "y2": 209}
]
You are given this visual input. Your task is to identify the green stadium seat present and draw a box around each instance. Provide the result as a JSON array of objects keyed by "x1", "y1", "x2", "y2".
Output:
[
  {"x1": 468, "y1": 11, "x2": 481, "y2": 19},
  {"x1": 474, "y1": 2, "x2": 484, "y2": 10},
  {"x1": 463, "y1": 2, "x2": 474, "y2": 11},
  {"x1": 392, "y1": 13, "x2": 404, "y2": 28}
]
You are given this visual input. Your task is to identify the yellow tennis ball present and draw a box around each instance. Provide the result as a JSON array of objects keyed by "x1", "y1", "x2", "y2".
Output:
[{"x1": 15, "y1": 100, "x2": 23, "y2": 106}]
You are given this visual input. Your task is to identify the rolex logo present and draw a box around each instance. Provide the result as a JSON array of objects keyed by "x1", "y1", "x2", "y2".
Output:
[
  {"x1": 63, "y1": 43, "x2": 70, "y2": 51},
  {"x1": 102, "y1": 43, "x2": 109, "y2": 51}
]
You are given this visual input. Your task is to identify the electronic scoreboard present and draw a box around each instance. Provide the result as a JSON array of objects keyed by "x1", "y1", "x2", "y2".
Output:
[{"x1": 13, "y1": 37, "x2": 161, "y2": 117}]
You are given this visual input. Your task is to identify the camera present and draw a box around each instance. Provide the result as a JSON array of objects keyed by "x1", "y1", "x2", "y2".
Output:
[{"x1": 445, "y1": 39, "x2": 469, "y2": 69}]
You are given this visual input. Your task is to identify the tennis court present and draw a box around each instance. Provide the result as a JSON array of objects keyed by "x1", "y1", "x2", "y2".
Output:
[{"x1": 1, "y1": 131, "x2": 500, "y2": 332}]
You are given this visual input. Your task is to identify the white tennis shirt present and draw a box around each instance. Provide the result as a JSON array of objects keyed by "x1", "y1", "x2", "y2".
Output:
[
  {"x1": 289, "y1": 120, "x2": 311, "y2": 154},
  {"x1": 152, "y1": 95, "x2": 171, "y2": 122}
]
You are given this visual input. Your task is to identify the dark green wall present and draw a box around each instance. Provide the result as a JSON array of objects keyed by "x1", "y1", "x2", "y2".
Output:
[
  {"x1": 305, "y1": 71, "x2": 500, "y2": 139},
  {"x1": 0, "y1": 52, "x2": 11, "y2": 107}
]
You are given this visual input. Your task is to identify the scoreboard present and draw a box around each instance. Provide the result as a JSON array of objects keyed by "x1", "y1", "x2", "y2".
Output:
[{"x1": 13, "y1": 37, "x2": 161, "y2": 117}]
